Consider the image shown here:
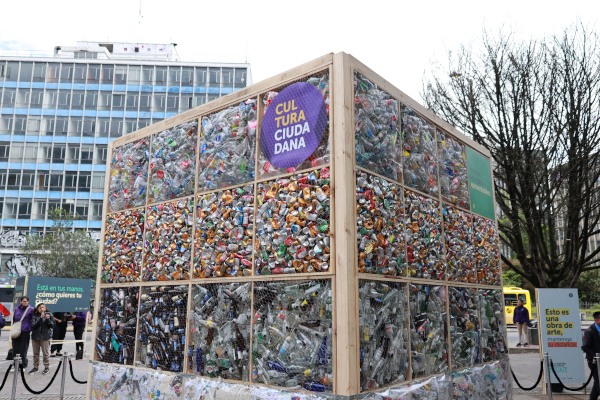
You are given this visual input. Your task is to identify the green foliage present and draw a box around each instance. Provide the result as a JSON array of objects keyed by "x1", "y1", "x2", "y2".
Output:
[
  {"x1": 20, "y1": 208, "x2": 99, "y2": 282},
  {"x1": 575, "y1": 269, "x2": 600, "y2": 304},
  {"x1": 502, "y1": 270, "x2": 524, "y2": 288}
]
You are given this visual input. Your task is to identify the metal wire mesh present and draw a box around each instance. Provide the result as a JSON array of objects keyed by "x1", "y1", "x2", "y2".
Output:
[
  {"x1": 409, "y1": 284, "x2": 448, "y2": 378},
  {"x1": 102, "y1": 209, "x2": 145, "y2": 283},
  {"x1": 473, "y1": 216, "x2": 501, "y2": 285},
  {"x1": 437, "y1": 130, "x2": 470, "y2": 209},
  {"x1": 449, "y1": 287, "x2": 480, "y2": 369},
  {"x1": 95, "y1": 287, "x2": 138, "y2": 365},
  {"x1": 356, "y1": 169, "x2": 406, "y2": 276},
  {"x1": 188, "y1": 282, "x2": 251, "y2": 381},
  {"x1": 255, "y1": 167, "x2": 331, "y2": 275},
  {"x1": 148, "y1": 121, "x2": 198, "y2": 203},
  {"x1": 444, "y1": 204, "x2": 474, "y2": 283},
  {"x1": 359, "y1": 279, "x2": 409, "y2": 391},
  {"x1": 252, "y1": 279, "x2": 333, "y2": 392},
  {"x1": 402, "y1": 106, "x2": 438, "y2": 196},
  {"x1": 108, "y1": 138, "x2": 150, "y2": 212},
  {"x1": 198, "y1": 100, "x2": 257, "y2": 191},
  {"x1": 354, "y1": 72, "x2": 402, "y2": 182},
  {"x1": 136, "y1": 285, "x2": 188, "y2": 371},
  {"x1": 194, "y1": 185, "x2": 254, "y2": 278},
  {"x1": 143, "y1": 198, "x2": 194, "y2": 281},
  {"x1": 479, "y1": 289, "x2": 508, "y2": 361}
]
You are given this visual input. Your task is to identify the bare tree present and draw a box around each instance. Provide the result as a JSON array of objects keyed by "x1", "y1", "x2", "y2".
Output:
[{"x1": 423, "y1": 24, "x2": 600, "y2": 288}]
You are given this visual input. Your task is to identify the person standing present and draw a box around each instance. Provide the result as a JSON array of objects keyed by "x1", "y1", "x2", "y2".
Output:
[
  {"x1": 12, "y1": 296, "x2": 34, "y2": 369},
  {"x1": 29, "y1": 303, "x2": 55, "y2": 374},
  {"x1": 582, "y1": 312, "x2": 600, "y2": 400},
  {"x1": 69, "y1": 312, "x2": 87, "y2": 359},
  {"x1": 50, "y1": 312, "x2": 68, "y2": 357},
  {"x1": 514, "y1": 298, "x2": 530, "y2": 347}
]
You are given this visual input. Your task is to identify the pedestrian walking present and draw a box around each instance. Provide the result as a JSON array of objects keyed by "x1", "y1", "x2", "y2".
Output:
[
  {"x1": 582, "y1": 311, "x2": 600, "y2": 400},
  {"x1": 69, "y1": 312, "x2": 87, "y2": 359},
  {"x1": 514, "y1": 299, "x2": 530, "y2": 347},
  {"x1": 11, "y1": 296, "x2": 34, "y2": 369},
  {"x1": 29, "y1": 303, "x2": 55, "y2": 374},
  {"x1": 50, "y1": 312, "x2": 69, "y2": 357}
]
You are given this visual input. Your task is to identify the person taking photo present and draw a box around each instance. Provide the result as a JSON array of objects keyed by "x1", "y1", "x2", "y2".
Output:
[{"x1": 29, "y1": 303, "x2": 55, "y2": 374}]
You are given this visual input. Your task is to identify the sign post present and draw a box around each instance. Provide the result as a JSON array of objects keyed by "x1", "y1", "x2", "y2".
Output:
[{"x1": 537, "y1": 288, "x2": 585, "y2": 387}]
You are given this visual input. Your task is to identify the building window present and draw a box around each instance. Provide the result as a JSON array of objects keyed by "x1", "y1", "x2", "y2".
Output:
[
  {"x1": 155, "y1": 67, "x2": 167, "y2": 83},
  {"x1": 129, "y1": 66, "x2": 141, "y2": 84},
  {"x1": 153, "y1": 94, "x2": 166, "y2": 110},
  {"x1": 98, "y1": 93, "x2": 111, "y2": 110},
  {"x1": 81, "y1": 145, "x2": 94, "y2": 164},
  {"x1": 2, "y1": 89, "x2": 16, "y2": 107},
  {"x1": 9, "y1": 143, "x2": 24, "y2": 161},
  {"x1": 58, "y1": 92, "x2": 71, "y2": 107},
  {"x1": 68, "y1": 117, "x2": 83, "y2": 136},
  {"x1": 195, "y1": 67, "x2": 207, "y2": 85},
  {"x1": 110, "y1": 119, "x2": 123, "y2": 137},
  {"x1": 0, "y1": 142, "x2": 9, "y2": 161},
  {"x1": 26, "y1": 117, "x2": 41, "y2": 135},
  {"x1": 49, "y1": 174, "x2": 63, "y2": 190},
  {"x1": 97, "y1": 118, "x2": 110, "y2": 137},
  {"x1": 55, "y1": 117, "x2": 68, "y2": 135},
  {"x1": 67, "y1": 144, "x2": 80, "y2": 164},
  {"x1": 3, "y1": 199, "x2": 18, "y2": 219},
  {"x1": 13, "y1": 117, "x2": 27, "y2": 134},
  {"x1": 36, "y1": 172, "x2": 49, "y2": 191},
  {"x1": 126, "y1": 94, "x2": 139, "y2": 110},
  {"x1": 19, "y1": 62, "x2": 33, "y2": 83},
  {"x1": 76, "y1": 200, "x2": 89, "y2": 219},
  {"x1": 71, "y1": 91, "x2": 85, "y2": 109},
  {"x1": 139, "y1": 94, "x2": 151, "y2": 111},
  {"x1": 32, "y1": 63, "x2": 47, "y2": 82},
  {"x1": 90, "y1": 200, "x2": 103, "y2": 220},
  {"x1": 7, "y1": 171, "x2": 21, "y2": 190},
  {"x1": 43, "y1": 90, "x2": 58, "y2": 108},
  {"x1": 30, "y1": 90, "x2": 44, "y2": 107},
  {"x1": 21, "y1": 171, "x2": 35, "y2": 190},
  {"x1": 222, "y1": 68, "x2": 233, "y2": 88},
  {"x1": 23, "y1": 145, "x2": 38, "y2": 163},
  {"x1": 85, "y1": 93, "x2": 98, "y2": 109},
  {"x1": 101, "y1": 65, "x2": 114, "y2": 84},
  {"x1": 32, "y1": 200, "x2": 47, "y2": 219},
  {"x1": 112, "y1": 94, "x2": 124, "y2": 109},
  {"x1": 62, "y1": 199, "x2": 75, "y2": 215},
  {"x1": 46, "y1": 63, "x2": 60, "y2": 83},
  {"x1": 64, "y1": 171, "x2": 77, "y2": 190},
  {"x1": 0, "y1": 171, "x2": 6, "y2": 188},
  {"x1": 95, "y1": 145, "x2": 107, "y2": 163},
  {"x1": 124, "y1": 119, "x2": 137, "y2": 134},
  {"x1": 192, "y1": 95, "x2": 206, "y2": 108},
  {"x1": 87, "y1": 65, "x2": 101, "y2": 83},
  {"x1": 60, "y1": 63, "x2": 74, "y2": 83},
  {"x1": 234, "y1": 69, "x2": 247, "y2": 87},
  {"x1": 52, "y1": 144, "x2": 66, "y2": 162},
  {"x1": 166, "y1": 94, "x2": 179, "y2": 111},
  {"x1": 78, "y1": 171, "x2": 91, "y2": 192},
  {"x1": 92, "y1": 173, "x2": 105, "y2": 192},
  {"x1": 138, "y1": 119, "x2": 151, "y2": 129},
  {"x1": 181, "y1": 67, "x2": 193, "y2": 86},
  {"x1": 73, "y1": 64, "x2": 87, "y2": 83},
  {"x1": 15, "y1": 89, "x2": 30, "y2": 108},
  {"x1": 142, "y1": 66, "x2": 153, "y2": 85},
  {"x1": 114, "y1": 67, "x2": 127, "y2": 84},
  {"x1": 82, "y1": 118, "x2": 96, "y2": 136},
  {"x1": 208, "y1": 68, "x2": 220, "y2": 87},
  {"x1": 18, "y1": 200, "x2": 32, "y2": 219},
  {"x1": 41, "y1": 118, "x2": 55, "y2": 135},
  {"x1": 168, "y1": 66, "x2": 181, "y2": 85},
  {"x1": 0, "y1": 117, "x2": 13, "y2": 134}
]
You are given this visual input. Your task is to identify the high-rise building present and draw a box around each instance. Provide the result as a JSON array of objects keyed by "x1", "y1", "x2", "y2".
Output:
[{"x1": 0, "y1": 41, "x2": 252, "y2": 277}]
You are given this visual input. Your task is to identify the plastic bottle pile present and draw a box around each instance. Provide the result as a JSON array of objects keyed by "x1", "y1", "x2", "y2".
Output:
[
  {"x1": 405, "y1": 191, "x2": 444, "y2": 280},
  {"x1": 402, "y1": 106, "x2": 438, "y2": 196},
  {"x1": 252, "y1": 280, "x2": 333, "y2": 392},
  {"x1": 194, "y1": 185, "x2": 254, "y2": 278},
  {"x1": 353, "y1": 72, "x2": 402, "y2": 181},
  {"x1": 473, "y1": 216, "x2": 501, "y2": 285},
  {"x1": 95, "y1": 287, "x2": 139, "y2": 365},
  {"x1": 109, "y1": 138, "x2": 150, "y2": 212},
  {"x1": 143, "y1": 199, "x2": 193, "y2": 281},
  {"x1": 136, "y1": 285, "x2": 188, "y2": 372},
  {"x1": 449, "y1": 287, "x2": 480, "y2": 369},
  {"x1": 409, "y1": 284, "x2": 448, "y2": 378},
  {"x1": 255, "y1": 167, "x2": 330, "y2": 275},
  {"x1": 102, "y1": 209, "x2": 145, "y2": 283},
  {"x1": 479, "y1": 289, "x2": 507, "y2": 362},
  {"x1": 437, "y1": 131, "x2": 470, "y2": 209},
  {"x1": 149, "y1": 121, "x2": 198, "y2": 203},
  {"x1": 259, "y1": 74, "x2": 330, "y2": 177},
  {"x1": 198, "y1": 99, "x2": 257, "y2": 191},
  {"x1": 359, "y1": 280, "x2": 409, "y2": 390},
  {"x1": 443, "y1": 205, "x2": 474, "y2": 283},
  {"x1": 356, "y1": 170, "x2": 405, "y2": 276},
  {"x1": 189, "y1": 282, "x2": 251, "y2": 381}
]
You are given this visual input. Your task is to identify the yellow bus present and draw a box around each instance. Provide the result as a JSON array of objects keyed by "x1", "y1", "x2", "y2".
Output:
[{"x1": 503, "y1": 287, "x2": 532, "y2": 324}]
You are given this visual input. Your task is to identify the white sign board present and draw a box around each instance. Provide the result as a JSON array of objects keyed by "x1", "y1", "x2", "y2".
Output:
[{"x1": 537, "y1": 288, "x2": 585, "y2": 383}]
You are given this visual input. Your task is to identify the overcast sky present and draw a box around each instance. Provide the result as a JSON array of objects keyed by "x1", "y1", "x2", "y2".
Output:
[{"x1": 1, "y1": 0, "x2": 598, "y2": 101}]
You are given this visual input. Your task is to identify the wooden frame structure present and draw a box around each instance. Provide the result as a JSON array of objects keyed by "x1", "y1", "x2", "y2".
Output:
[{"x1": 88, "y1": 52, "x2": 510, "y2": 398}]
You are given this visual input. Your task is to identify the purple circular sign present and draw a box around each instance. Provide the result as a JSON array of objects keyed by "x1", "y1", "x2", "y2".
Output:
[{"x1": 260, "y1": 82, "x2": 327, "y2": 169}]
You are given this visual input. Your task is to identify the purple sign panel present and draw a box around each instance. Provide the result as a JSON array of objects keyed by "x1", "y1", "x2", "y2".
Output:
[{"x1": 260, "y1": 82, "x2": 328, "y2": 169}]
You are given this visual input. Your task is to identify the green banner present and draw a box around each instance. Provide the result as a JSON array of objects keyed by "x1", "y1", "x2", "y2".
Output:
[{"x1": 466, "y1": 147, "x2": 495, "y2": 220}]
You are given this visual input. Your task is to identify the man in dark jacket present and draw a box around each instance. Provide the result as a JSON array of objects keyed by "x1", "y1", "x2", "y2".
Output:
[
  {"x1": 582, "y1": 311, "x2": 600, "y2": 400},
  {"x1": 50, "y1": 312, "x2": 69, "y2": 357},
  {"x1": 69, "y1": 312, "x2": 87, "y2": 359}
]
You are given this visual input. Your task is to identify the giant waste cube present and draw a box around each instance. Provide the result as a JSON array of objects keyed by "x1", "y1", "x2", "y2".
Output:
[{"x1": 91, "y1": 53, "x2": 510, "y2": 400}]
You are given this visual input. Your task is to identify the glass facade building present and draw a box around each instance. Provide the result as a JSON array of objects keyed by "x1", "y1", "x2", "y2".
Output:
[{"x1": 0, "y1": 42, "x2": 251, "y2": 277}]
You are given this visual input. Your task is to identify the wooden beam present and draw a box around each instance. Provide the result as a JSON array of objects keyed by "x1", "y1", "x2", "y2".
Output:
[{"x1": 332, "y1": 51, "x2": 360, "y2": 396}]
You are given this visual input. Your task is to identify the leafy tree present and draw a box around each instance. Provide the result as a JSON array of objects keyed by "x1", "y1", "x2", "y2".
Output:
[
  {"x1": 424, "y1": 25, "x2": 600, "y2": 288},
  {"x1": 502, "y1": 269, "x2": 524, "y2": 288},
  {"x1": 20, "y1": 208, "x2": 99, "y2": 281}
]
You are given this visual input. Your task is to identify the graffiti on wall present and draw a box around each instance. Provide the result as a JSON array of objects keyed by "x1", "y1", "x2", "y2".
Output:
[
  {"x1": 4, "y1": 254, "x2": 32, "y2": 277},
  {"x1": 0, "y1": 230, "x2": 101, "y2": 248}
]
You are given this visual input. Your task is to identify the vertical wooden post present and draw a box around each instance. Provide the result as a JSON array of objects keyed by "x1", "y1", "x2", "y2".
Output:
[{"x1": 332, "y1": 52, "x2": 360, "y2": 396}]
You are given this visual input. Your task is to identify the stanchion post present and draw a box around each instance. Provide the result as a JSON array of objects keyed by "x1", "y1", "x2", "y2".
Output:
[
  {"x1": 595, "y1": 353, "x2": 600, "y2": 395},
  {"x1": 59, "y1": 352, "x2": 68, "y2": 400},
  {"x1": 11, "y1": 355, "x2": 20, "y2": 400},
  {"x1": 543, "y1": 352, "x2": 553, "y2": 400}
]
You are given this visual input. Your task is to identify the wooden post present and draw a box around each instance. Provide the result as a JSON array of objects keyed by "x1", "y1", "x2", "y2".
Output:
[{"x1": 332, "y1": 51, "x2": 360, "y2": 396}]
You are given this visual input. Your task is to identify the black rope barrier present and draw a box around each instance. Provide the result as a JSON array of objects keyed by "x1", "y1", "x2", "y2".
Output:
[
  {"x1": 550, "y1": 360, "x2": 595, "y2": 391},
  {"x1": 68, "y1": 359, "x2": 87, "y2": 384},
  {"x1": 0, "y1": 365, "x2": 12, "y2": 392},
  {"x1": 19, "y1": 360, "x2": 62, "y2": 395},
  {"x1": 511, "y1": 360, "x2": 544, "y2": 391}
]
